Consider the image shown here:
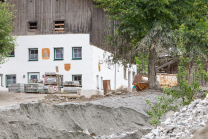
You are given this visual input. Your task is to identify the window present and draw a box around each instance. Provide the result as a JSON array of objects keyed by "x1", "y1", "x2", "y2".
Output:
[
  {"x1": 54, "y1": 48, "x2": 63, "y2": 60},
  {"x1": 8, "y1": 49, "x2": 15, "y2": 57},
  {"x1": 6, "y1": 75, "x2": 16, "y2": 87},
  {"x1": 96, "y1": 75, "x2": 99, "y2": 89},
  {"x1": 29, "y1": 22, "x2": 37, "y2": 30},
  {"x1": 101, "y1": 77, "x2": 103, "y2": 90},
  {"x1": 30, "y1": 75, "x2": 37, "y2": 79},
  {"x1": 29, "y1": 48, "x2": 38, "y2": 61},
  {"x1": 0, "y1": 74, "x2": 3, "y2": 87},
  {"x1": 124, "y1": 68, "x2": 127, "y2": 79},
  {"x1": 72, "y1": 47, "x2": 82, "y2": 60},
  {"x1": 54, "y1": 20, "x2": 65, "y2": 32},
  {"x1": 72, "y1": 75, "x2": 82, "y2": 87}
]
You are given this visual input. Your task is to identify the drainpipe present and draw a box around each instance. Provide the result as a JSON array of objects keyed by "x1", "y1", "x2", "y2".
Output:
[{"x1": 114, "y1": 20, "x2": 116, "y2": 90}]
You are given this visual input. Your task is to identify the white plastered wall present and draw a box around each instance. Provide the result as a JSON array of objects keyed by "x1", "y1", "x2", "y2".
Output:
[
  {"x1": 91, "y1": 46, "x2": 137, "y2": 95},
  {"x1": 0, "y1": 34, "x2": 137, "y2": 97}
]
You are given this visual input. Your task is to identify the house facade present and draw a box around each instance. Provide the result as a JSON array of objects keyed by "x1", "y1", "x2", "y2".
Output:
[{"x1": 0, "y1": 0, "x2": 137, "y2": 97}]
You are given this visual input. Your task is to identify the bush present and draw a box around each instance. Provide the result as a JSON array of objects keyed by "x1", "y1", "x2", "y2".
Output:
[
  {"x1": 146, "y1": 95, "x2": 178, "y2": 125},
  {"x1": 146, "y1": 56, "x2": 204, "y2": 125}
]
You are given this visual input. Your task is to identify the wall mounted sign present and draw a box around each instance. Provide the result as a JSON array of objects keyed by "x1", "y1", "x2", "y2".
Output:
[
  {"x1": 98, "y1": 59, "x2": 101, "y2": 72},
  {"x1": 42, "y1": 48, "x2": 50, "y2": 59},
  {"x1": 64, "y1": 64, "x2": 71, "y2": 71}
]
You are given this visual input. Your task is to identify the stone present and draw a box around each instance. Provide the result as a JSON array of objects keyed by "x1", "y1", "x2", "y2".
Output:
[
  {"x1": 188, "y1": 104, "x2": 194, "y2": 109},
  {"x1": 164, "y1": 126, "x2": 176, "y2": 133},
  {"x1": 174, "y1": 112, "x2": 179, "y2": 117},
  {"x1": 170, "y1": 134, "x2": 176, "y2": 137},
  {"x1": 181, "y1": 113, "x2": 187, "y2": 117},
  {"x1": 166, "y1": 110, "x2": 175, "y2": 119},
  {"x1": 151, "y1": 129, "x2": 159, "y2": 136},
  {"x1": 145, "y1": 133, "x2": 155, "y2": 138},
  {"x1": 199, "y1": 122, "x2": 206, "y2": 127},
  {"x1": 181, "y1": 107, "x2": 187, "y2": 112},
  {"x1": 142, "y1": 98, "x2": 208, "y2": 139},
  {"x1": 194, "y1": 99, "x2": 201, "y2": 104},
  {"x1": 196, "y1": 104, "x2": 203, "y2": 109},
  {"x1": 177, "y1": 122, "x2": 186, "y2": 126}
]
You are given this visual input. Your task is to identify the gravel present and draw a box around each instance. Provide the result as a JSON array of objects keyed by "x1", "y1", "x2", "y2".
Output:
[
  {"x1": 142, "y1": 95, "x2": 208, "y2": 139},
  {"x1": 89, "y1": 89, "x2": 164, "y2": 116}
]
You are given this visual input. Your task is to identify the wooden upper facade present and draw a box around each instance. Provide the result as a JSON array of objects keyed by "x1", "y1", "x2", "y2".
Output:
[{"x1": 7, "y1": 0, "x2": 113, "y2": 49}]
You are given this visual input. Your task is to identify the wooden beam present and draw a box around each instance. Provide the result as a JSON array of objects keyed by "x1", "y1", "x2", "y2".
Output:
[{"x1": 156, "y1": 58, "x2": 179, "y2": 71}]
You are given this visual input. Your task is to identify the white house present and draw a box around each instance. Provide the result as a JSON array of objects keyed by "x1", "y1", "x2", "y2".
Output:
[{"x1": 0, "y1": 0, "x2": 137, "y2": 97}]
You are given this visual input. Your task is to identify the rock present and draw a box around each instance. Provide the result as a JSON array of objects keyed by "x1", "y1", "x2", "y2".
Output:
[
  {"x1": 145, "y1": 133, "x2": 155, "y2": 138},
  {"x1": 174, "y1": 112, "x2": 179, "y2": 117},
  {"x1": 83, "y1": 129, "x2": 90, "y2": 135},
  {"x1": 170, "y1": 134, "x2": 176, "y2": 137},
  {"x1": 151, "y1": 129, "x2": 159, "y2": 136},
  {"x1": 194, "y1": 99, "x2": 201, "y2": 104},
  {"x1": 181, "y1": 107, "x2": 187, "y2": 112},
  {"x1": 166, "y1": 110, "x2": 175, "y2": 119},
  {"x1": 180, "y1": 113, "x2": 187, "y2": 117},
  {"x1": 142, "y1": 98, "x2": 208, "y2": 139},
  {"x1": 199, "y1": 122, "x2": 206, "y2": 127},
  {"x1": 193, "y1": 109, "x2": 200, "y2": 117},
  {"x1": 188, "y1": 104, "x2": 193, "y2": 109},
  {"x1": 196, "y1": 104, "x2": 203, "y2": 108},
  {"x1": 164, "y1": 126, "x2": 176, "y2": 133},
  {"x1": 177, "y1": 122, "x2": 187, "y2": 126}
]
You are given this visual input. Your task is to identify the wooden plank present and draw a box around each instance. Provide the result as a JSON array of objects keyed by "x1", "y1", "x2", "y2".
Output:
[
  {"x1": 55, "y1": 24, "x2": 64, "y2": 26},
  {"x1": 55, "y1": 28, "x2": 65, "y2": 30},
  {"x1": 157, "y1": 58, "x2": 179, "y2": 71},
  {"x1": 59, "y1": 0, "x2": 66, "y2": 19},
  {"x1": 7, "y1": 0, "x2": 114, "y2": 51}
]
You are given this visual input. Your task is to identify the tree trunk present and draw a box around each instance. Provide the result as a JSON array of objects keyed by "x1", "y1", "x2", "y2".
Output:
[{"x1": 148, "y1": 47, "x2": 157, "y2": 89}]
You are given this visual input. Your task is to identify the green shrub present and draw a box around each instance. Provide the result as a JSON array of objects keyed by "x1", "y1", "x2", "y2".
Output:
[
  {"x1": 146, "y1": 95, "x2": 178, "y2": 125},
  {"x1": 146, "y1": 56, "x2": 205, "y2": 125}
]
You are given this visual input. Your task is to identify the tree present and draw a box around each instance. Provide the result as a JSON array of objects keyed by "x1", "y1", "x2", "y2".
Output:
[
  {"x1": 94, "y1": 0, "x2": 208, "y2": 89},
  {"x1": 0, "y1": 1, "x2": 16, "y2": 65}
]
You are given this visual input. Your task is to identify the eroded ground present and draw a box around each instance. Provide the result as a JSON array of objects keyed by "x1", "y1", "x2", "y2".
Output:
[{"x1": 0, "y1": 90, "x2": 163, "y2": 139}]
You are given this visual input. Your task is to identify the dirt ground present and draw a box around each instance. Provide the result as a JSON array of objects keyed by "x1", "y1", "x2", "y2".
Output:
[
  {"x1": 0, "y1": 89, "x2": 164, "y2": 139},
  {"x1": 0, "y1": 91, "x2": 80, "y2": 109},
  {"x1": 0, "y1": 89, "x2": 163, "y2": 109}
]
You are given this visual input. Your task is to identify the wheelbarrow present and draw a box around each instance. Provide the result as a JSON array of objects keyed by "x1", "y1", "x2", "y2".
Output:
[{"x1": 133, "y1": 82, "x2": 148, "y2": 91}]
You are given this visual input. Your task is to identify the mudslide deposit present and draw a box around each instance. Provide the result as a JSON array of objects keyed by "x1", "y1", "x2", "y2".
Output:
[{"x1": 0, "y1": 102, "x2": 151, "y2": 139}]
